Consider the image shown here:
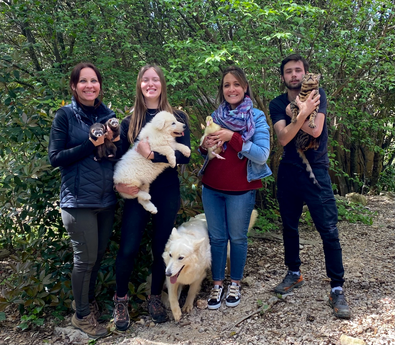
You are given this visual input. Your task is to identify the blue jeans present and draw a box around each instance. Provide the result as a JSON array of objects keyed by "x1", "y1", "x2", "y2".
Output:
[
  {"x1": 202, "y1": 186, "x2": 256, "y2": 281},
  {"x1": 277, "y1": 164, "x2": 345, "y2": 288}
]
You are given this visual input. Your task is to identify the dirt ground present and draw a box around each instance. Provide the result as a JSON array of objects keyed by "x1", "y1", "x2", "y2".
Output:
[{"x1": 0, "y1": 194, "x2": 394, "y2": 345}]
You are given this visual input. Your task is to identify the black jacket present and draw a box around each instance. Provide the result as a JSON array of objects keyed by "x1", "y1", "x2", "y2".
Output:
[{"x1": 48, "y1": 97, "x2": 120, "y2": 208}]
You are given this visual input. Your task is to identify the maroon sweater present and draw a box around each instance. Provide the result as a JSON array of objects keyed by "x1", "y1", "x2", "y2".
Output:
[{"x1": 200, "y1": 133, "x2": 262, "y2": 192}]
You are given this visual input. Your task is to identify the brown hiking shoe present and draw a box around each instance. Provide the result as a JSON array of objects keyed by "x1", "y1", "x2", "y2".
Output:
[
  {"x1": 274, "y1": 271, "x2": 304, "y2": 294},
  {"x1": 113, "y1": 294, "x2": 130, "y2": 331},
  {"x1": 71, "y1": 300, "x2": 101, "y2": 320},
  {"x1": 328, "y1": 290, "x2": 351, "y2": 319},
  {"x1": 71, "y1": 313, "x2": 108, "y2": 339},
  {"x1": 148, "y1": 295, "x2": 168, "y2": 323}
]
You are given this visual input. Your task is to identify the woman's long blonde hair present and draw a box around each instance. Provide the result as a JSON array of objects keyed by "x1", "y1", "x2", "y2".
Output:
[{"x1": 127, "y1": 64, "x2": 173, "y2": 143}]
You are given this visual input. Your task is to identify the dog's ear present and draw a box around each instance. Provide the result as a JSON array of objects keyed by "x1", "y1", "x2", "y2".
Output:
[
  {"x1": 162, "y1": 249, "x2": 169, "y2": 261},
  {"x1": 193, "y1": 237, "x2": 206, "y2": 250},
  {"x1": 170, "y1": 227, "x2": 179, "y2": 239},
  {"x1": 152, "y1": 116, "x2": 166, "y2": 130}
]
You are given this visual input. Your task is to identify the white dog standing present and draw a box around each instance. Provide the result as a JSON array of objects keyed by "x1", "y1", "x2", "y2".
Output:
[
  {"x1": 162, "y1": 214, "x2": 211, "y2": 322},
  {"x1": 163, "y1": 210, "x2": 258, "y2": 321},
  {"x1": 113, "y1": 111, "x2": 191, "y2": 214}
]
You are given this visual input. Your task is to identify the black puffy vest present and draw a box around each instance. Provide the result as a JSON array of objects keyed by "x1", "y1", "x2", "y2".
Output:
[{"x1": 56, "y1": 103, "x2": 117, "y2": 208}]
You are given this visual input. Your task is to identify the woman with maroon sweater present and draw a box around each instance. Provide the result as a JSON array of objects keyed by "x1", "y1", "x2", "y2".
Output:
[{"x1": 199, "y1": 66, "x2": 271, "y2": 309}]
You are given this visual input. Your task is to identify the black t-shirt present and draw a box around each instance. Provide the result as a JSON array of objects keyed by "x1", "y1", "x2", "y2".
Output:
[{"x1": 269, "y1": 88, "x2": 329, "y2": 168}]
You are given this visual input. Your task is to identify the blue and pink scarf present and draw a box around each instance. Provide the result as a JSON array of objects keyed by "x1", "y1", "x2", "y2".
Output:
[{"x1": 212, "y1": 95, "x2": 255, "y2": 142}]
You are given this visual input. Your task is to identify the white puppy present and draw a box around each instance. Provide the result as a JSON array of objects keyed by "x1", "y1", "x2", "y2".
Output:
[
  {"x1": 113, "y1": 111, "x2": 191, "y2": 214},
  {"x1": 162, "y1": 214, "x2": 211, "y2": 322}
]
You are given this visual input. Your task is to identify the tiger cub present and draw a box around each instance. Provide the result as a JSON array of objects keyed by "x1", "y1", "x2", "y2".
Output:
[{"x1": 290, "y1": 73, "x2": 321, "y2": 187}]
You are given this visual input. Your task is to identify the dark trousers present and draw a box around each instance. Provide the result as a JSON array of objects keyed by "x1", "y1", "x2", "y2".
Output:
[
  {"x1": 61, "y1": 206, "x2": 115, "y2": 317},
  {"x1": 277, "y1": 164, "x2": 345, "y2": 288},
  {"x1": 115, "y1": 182, "x2": 180, "y2": 297}
]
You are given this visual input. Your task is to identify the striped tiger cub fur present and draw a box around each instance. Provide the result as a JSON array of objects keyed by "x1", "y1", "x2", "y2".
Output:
[{"x1": 290, "y1": 73, "x2": 321, "y2": 187}]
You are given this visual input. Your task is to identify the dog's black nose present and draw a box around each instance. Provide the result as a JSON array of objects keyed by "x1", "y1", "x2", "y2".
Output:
[{"x1": 165, "y1": 271, "x2": 172, "y2": 277}]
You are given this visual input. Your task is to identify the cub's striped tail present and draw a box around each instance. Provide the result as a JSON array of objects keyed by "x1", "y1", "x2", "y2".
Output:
[{"x1": 297, "y1": 149, "x2": 321, "y2": 188}]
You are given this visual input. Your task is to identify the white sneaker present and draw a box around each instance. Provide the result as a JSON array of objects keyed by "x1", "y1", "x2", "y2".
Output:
[
  {"x1": 207, "y1": 285, "x2": 224, "y2": 310},
  {"x1": 225, "y1": 282, "x2": 241, "y2": 307}
]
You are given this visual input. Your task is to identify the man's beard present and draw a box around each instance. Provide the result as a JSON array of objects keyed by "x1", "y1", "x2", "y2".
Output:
[{"x1": 284, "y1": 80, "x2": 302, "y2": 90}]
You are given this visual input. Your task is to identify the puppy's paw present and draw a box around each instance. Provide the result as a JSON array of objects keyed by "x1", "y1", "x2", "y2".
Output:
[
  {"x1": 182, "y1": 303, "x2": 193, "y2": 314},
  {"x1": 169, "y1": 157, "x2": 176, "y2": 168},
  {"x1": 181, "y1": 147, "x2": 191, "y2": 158},
  {"x1": 141, "y1": 201, "x2": 158, "y2": 214},
  {"x1": 172, "y1": 308, "x2": 182, "y2": 322},
  {"x1": 138, "y1": 191, "x2": 151, "y2": 201}
]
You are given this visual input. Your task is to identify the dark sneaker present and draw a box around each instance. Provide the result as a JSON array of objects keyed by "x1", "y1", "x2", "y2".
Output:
[
  {"x1": 71, "y1": 312, "x2": 108, "y2": 339},
  {"x1": 207, "y1": 285, "x2": 224, "y2": 310},
  {"x1": 113, "y1": 294, "x2": 130, "y2": 331},
  {"x1": 225, "y1": 282, "x2": 241, "y2": 307},
  {"x1": 328, "y1": 290, "x2": 351, "y2": 319},
  {"x1": 274, "y1": 271, "x2": 304, "y2": 294},
  {"x1": 72, "y1": 300, "x2": 101, "y2": 320},
  {"x1": 148, "y1": 295, "x2": 168, "y2": 323}
]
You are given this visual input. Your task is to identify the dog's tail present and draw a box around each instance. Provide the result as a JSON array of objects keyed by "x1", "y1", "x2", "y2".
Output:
[{"x1": 248, "y1": 209, "x2": 258, "y2": 231}]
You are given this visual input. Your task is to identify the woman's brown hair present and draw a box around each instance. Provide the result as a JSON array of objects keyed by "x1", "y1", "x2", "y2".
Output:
[
  {"x1": 216, "y1": 66, "x2": 253, "y2": 105},
  {"x1": 127, "y1": 64, "x2": 173, "y2": 143},
  {"x1": 69, "y1": 62, "x2": 103, "y2": 107}
]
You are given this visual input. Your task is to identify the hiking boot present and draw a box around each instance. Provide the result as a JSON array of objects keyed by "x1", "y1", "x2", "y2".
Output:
[
  {"x1": 113, "y1": 294, "x2": 130, "y2": 331},
  {"x1": 71, "y1": 300, "x2": 101, "y2": 320},
  {"x1": 328, "y1": 290, "x2": 351, "y2": 319},
  {"x1": 225, "y1": 282, "x2": 241, "y2": 307},
  {"x1": 71, "y1": 312, "x2": 108, "y2": 339},
  {"x1": 274, "y1": 271, "x2": 304, "y2": 294},
  {"x1": 207, "y1": 285, "x2": 224, "y2": 310},
  {"x1": 148, "y1": 295, "x2": 168, "y2": 323}
]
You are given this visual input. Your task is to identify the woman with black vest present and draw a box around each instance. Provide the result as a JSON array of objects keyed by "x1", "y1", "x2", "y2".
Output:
[{"x1": 48, "y1": 62, "x2": 120, "y2": 339}]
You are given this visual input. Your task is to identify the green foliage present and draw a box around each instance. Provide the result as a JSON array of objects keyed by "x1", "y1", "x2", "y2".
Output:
[
  {"x1": 0, "y1": 80, "x2": 62, "y2": 249},
  {"x1": 254, "y1": 176, "x2": 280, "y2": 233},
  {"x1": 178, "y1": 167, "x2": 203, "y2": 223},
  {"x1": 300, "y1": 209, "x2": 313, "y2": 228},
  {"x1": 299, "y1": 197, "x2": 374, "y2": 227},
  {"x1": 0, "y1": 238, "x2": 73, "y2": 314},
  {"x1": 336, "y1": 198, "x2": 375, "y2": 225},
  {"x1": 18, "y1": 307, "x2": 45, "y2": 331},
  {"x1": 254, "y1": 207, "x2": 280, "y2": 233},
  {"x1": 376, "y1": 165, "x2": 395, "y2": 193}
]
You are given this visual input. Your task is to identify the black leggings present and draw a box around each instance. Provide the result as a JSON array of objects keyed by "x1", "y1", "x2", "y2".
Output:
[
  {"x1": 115, "y1": 182, "x2": 180, "y2": 297},
  {"x1": 61, "y1": 206, "x2": 115, "y2": 317}
]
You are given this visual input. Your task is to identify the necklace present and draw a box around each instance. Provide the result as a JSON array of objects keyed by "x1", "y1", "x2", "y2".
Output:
[{"x1": 147, "y1": 108, "x2": 159, "y2": 116}]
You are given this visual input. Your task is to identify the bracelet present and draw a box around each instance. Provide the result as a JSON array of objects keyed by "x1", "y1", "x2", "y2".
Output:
[{"x1": 147, "y1": 151, "x2": 152, "y2": 159}]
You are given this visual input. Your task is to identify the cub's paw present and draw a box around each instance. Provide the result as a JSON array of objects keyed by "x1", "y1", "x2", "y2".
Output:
[{"x1": 308, "y1": 122, "x2": 317, "y2": 129}]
